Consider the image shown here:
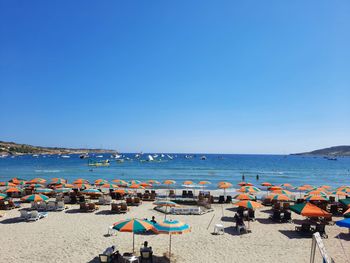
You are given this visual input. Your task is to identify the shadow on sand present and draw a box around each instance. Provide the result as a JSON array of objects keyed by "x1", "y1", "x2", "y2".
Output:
[
  {"x1": 88, "y1": 255, "x2": 170, "y2": 263},
  {"x1": 279, "y1": 230, "x2": 312, "y2": 239}
]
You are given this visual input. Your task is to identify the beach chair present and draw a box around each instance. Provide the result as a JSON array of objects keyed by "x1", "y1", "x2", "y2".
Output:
[
  {"x1": 56, "y1": 201, "x2": 65, "y2": 211},
  {"x1": 149, "y1": 193, "x2": 156, "y2": 201},
  {"x1": 151, "y1": 190, "x2": 156, "y2": 196},
  {"x1": 8, "y1": 200, "x2": 20, "y2": 209},
  {"x1": 126, "y1": 197, "x2": 133, "y2": 206},
  {"x1": 88, "y1": 203, "x2": 97, "y2": 212},
  {"x1": 182, "y1": 190, "x2": 188, "y2": 198},
  {"x1": 281, "y1": 210, "x2": 292, "y2": 223},
  {"x1": 137, "y1": 193, "x2": 143, "y2": 199},
  {"x1": 80, "y1": 202, "x2": 89, "y2": 212},
  {"x1": 237, "y1": 223, "x2": 247, "y2": 235},
  {"x1": 262, "y1": 198, "x2": 272, "y2": 206},
  {"x1": 188, "y1": 191, "x2": 194, "y2": 198},
  {"x1": 98, "y1": 254, "x2": 111, "y2": 263},
  {"x1": 314, "y1": 224, "x2": 328, "y2": 238},
  {"x1": 248, "y1": 209, "x2": 255, "y2": 221},
  {"x1": 20, "y1": 210, "x2": 30, "y2": 220},
  {"x1": 142, "y1": 193, "x2": 150, "y2": 201},
  {"x1": 218, "y1": 196, "x2": 225, "y2": 204},
  {"x1": 225, "y1": 195, "x2": 232, "y2": 203},
  {"x1": 169, "y1": 190, "x2": 176, "y2": 198},
  {"x1": 105, "y1": 196, "x2": 112, "y2": 205},
  {"x1": 28, "y1": 211, "x2": 48, "y2": 221},
  {"x1": 269, "y1": 210, "x2": 282, "y2": 222},
  {"x1": 38, "y1": 202, "x2": 47, "y2": 211},
  {"x1": 64, "y1": 196, "x2": 71, "y2": 204},
  {"x1": 111, "y1": 203, "x2": 121, "y2": 214},
  {"x1": 282, "y1": 202, "x2": 290, "y2": 210},
  {"x1": 120, "y1": 203, "x2": 128, "y2": 213},
  {"x1": 47, "y1": 201, "x2": 56, "y2": 211},
  {"x1": 295, "y1": 223, "x2": 313, "y2": 233},
  {"x1": 140, "y1": 250, "x2": 153, "y2": 262},
  {"x1": 134, "y1": 197, "x2": 142, "y2": 206},
  {"x1": 31, "y1": 202, "x2": 39, "y2": 210}
]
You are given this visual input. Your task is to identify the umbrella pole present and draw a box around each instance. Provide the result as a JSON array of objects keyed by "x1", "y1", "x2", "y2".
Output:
[
  {"x1": 133, "y1": 232, "x2": 135, "y2": 253},
  {"x1": 169, "y1": 234, "x2": 172, "y2": 262},
  {"x1": 165, "y1": 205, "x2": 167, "y2": 220}
]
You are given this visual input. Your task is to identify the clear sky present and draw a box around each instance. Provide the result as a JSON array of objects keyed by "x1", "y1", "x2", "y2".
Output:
[{"x1": 0, "y1": 1, "x2": 349, "y2": 154}]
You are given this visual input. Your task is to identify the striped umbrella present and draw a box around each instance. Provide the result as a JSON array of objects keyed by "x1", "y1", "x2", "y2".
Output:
[
  {"x1": 81, "y1": 189, "x2": 102, "y2": 195},
  {"x1": 280, "y1": 183, "x2": 293, "y2": 188},
  {"x1": 73, "y1": 178, "x2": 89, "y2": 184},
  {"x1": 9, "y1": 177, "x2": 26, "y2": 184},
  {"x1": 198, "y1": 181, "x2": 211, "y2": 185},
  {"x1": 26, "y1": 183, "x2": 45, "y2": 188},
  {"x1": 112, "y1": 179, "x2": 128, "y2": 186},
  {"x1": 0, "y1": 182, "x2": 16, "y2": 187},
  {"x1": 272, "y1": 189, "x2": 292, "y2": 195},
  {"x1": 73, "y1": 183, "x2": 91, "y2": 189},
  {"x1": 95, "y1": 179, "x2": 108, "y2": 185},
  {"x1": 337, "y1": 186, "x2": 350, "y2": 192},
  {"x1": 128, "y1": 184, "x2": 144, "y2": 189},
  {"x1": 238, "y1": 186, "x2": 260, "y2": 193},
  {"x1": 261, "y1": 182, "x2": 272, "y2": 187},
  {"x1": 319, "y1": 185, "x2": 331, "y2": 190},
  {"x1": 55, "y1": 183, "x2": 74, "y2": 188},
  {"x1": 218, "y1": 182, "x2": 232, "y2": 197},
  {"x1": 5, "y1": 187, "x2": 21, "y2": 193},
  {"x1": 183, "y1": 181, "x2": 194, "y2": 185},
  {"x1": 306, "y1": 190, "x2": 328, "y2": 196},
  {"x1": 148, "y1": 180, "x2": 160, "y2": 185},
  {"x1": 0, "y1": 193, "x2": 7, "y2": 200},
  {"x1": 329, "y1": 191, "x2": 348, "y2": 197},
  {"x1": 55, "y1": 188, "x2": 72, "y2": 193},
  {"x1": 51, "y1": 178, "x2": 67, "y2": 184},
  {"x1": 129, "y1": 180, "x2": 142, "y2": 185},
  {"x1": 305, "y1": 195, "x2": 329, "y2": 201},
  {"x1": 100, "y1": 183, "x2": 118, "y2": 189},
  {"x1": 301, "y1": 184, "x2": 314, "y2": 190},
  {"x1": 290, "y1": 202, "x2": 331, "y2": 218},
  {"x1": 113, "y1": 189, "x2": 131, "y2": 195},
  {"x1": 21, "y1": 194, "x2": 49, "y2": 202},
  {"x1": 152, "y1": 219, "x2": 190, "y2": 261},
  {"x1": 163, "y1": 180, "x2": 176, "y2": 185},
  {"x1": 233, "y1": 193, "x2": 255, "y2": 200},
  {"x1": 35, "y1": 188, "x2": 54, "y2": 194},
  {"x1": 29, "y1": 178, "x2": 46, "y2": 184},
  {"x1": 266, "y1": 194, "x2": 292, "y2": 201},
  {"x1": 268, "y1": 186, "x2": 282, "y2": 191},
  {"x1": 112, "y1": 219, "x2": 156, "y2": 252},
  {"x1": 140, "y1": 182, "x2": 152, "y2": 188},
  {"x1": 154, "y1": 200, "x2": 179, "y2": 219},
  {"x1": 233, "y1": 200, "x2": 262, "y2": 209}
]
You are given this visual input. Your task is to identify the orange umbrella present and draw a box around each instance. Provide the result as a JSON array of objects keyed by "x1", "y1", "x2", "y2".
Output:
[
  {"x1": 218, "y1": 182, "x2": 232, "y2": 189},
  {"x1": 280, "y1": 183, "x2": 293, "y2": 188},
  {"x1": 307, "y1": 190, "x2": 328, "y2": 196},
  {"x1": 319, "y1": 185, "x2": 331, "y2": 190},
  {"x1": 233, "y1": 200, "x2": 262, "y2": 209},
  {"x1": 183, "y1": 181, "x2": 194, "y2": 185},
  {"x1": 113, "y1": 189, "x2": 131, "y2": 195},
  {"x1": 112, "y1": 179, "x2": 128, "y2": 187},
  {"x1": 51, "y1": 178, "x2": 67, "y2": 184},
  {"x1": 30, "y1": 178, "x2": 46, "y2": 184},
  {"x1": 140, "y1": 182, "x2": 152, "y2": 187},
  {"x1": 233, "y1": 193, "x2": 255, "y2": 200},
  {"x1": 147, "y1": 180, "x2": 160, "y2": 185},
  {"x1": 268, "y1": 186, "x2": 282, "y2": 191},
  {"x1": 305, "y1": 195, "x2": 329, "y2": 201},
  {"x1": 198, "y1": 181, "x2": 211, "y2": 185},
  {"x1": 238, "y1": 182, "x2": 253, "y2": 186},
  {"x1": 329, "y1": 191, "x2": 348, "y2": 197},
  {"x1": 290, "y1": 202, "x2": 331, "y2": 218},
  {"x1": 266, "y1": 194, "x2": 292, "y2": 201},
  {"x1": 295, "y1": 186, "x2": 309, "y2": 191},
  {"x1": 238, "y1": 186, "x2": 260, "y2": 193},
  {"x1": 301, "y1": 184, "x2": 314, "y2": 190},
  {"x1": 129, "y1": 184, "x2": 144, "y2": 189},
  {"x1": 272, "y1": 189, "x2": 292, "y2": 195},
  {"x1": 73, "y1": 178, "x2": 89, "y2": 184},
  {"x1": 5, "y1": 187, "x2": 21, "y2": 193},
  {"x1": 0, "y1": 182, "x2": 16, "y2": 187},
  {"x1": 163, "y1": 180, "x2": 176, "y2": 185},
  {"x1": 55, "y1": 183, "x2": 74, "y2": 188},
  {"x1": 73, "y1": 183, "x2": 91, "y2": 189},
  {"x1": 95, "y1": 179, "x2": 108, "y2": 185},
  {"x1": 100, "y1": 183, "x2": 118, "y2": 189},
  {"x1": 261, "y1": 182, "x2": 272, "y2": 187}
]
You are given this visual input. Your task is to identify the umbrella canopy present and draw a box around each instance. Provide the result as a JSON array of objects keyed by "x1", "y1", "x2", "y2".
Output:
[
  {"x1": 319, "y1": 185, "x2": 331, "y2": 190},
  {"x1": 29, "y1": 178, "x2": 46, "y2": 184},
  {"x1": 301, "y1": 184, "x2": 314, "y2": 190},
  {"x1": 55, "y1": 183, "x2": 74, "y2": 188},
  {"x1": 272, "y1": 189, "x2": 292, "y2": 195},
  {"x1": 128, "y1": 184, "x2": 144, "y2": 189},
  {"x1": 343, "y1": 207, "x2": 350, "y2": 218},
  {"x1": 0, "y1": 182, "x2": 16, "y2": 187},
  {"x1": 198, "y1": 181, "x2": 211, "y2": 185},
  {"x1": 73, "y1": 178, "x2": 89, "y2": 184},
  {"x1": 233, "y1": 200, "x2": 262, "y2": 209},
  {"x1": 294, "y1": 186, "x2": 309, "y2": 191},
  {"x1": 336, "y1": 218, "x2": 350, "y2": 228},
  {"x1": 306, "y1": 190, "x2": 328, "y2": 196},
  {"x1": 238, "y1": 182, "x2": 253, "y2": 186},
  {"x1": 305, "y1": 195, "x2": 329, "y2": 201},
  {"x1": 233, "y1": 193, "x2": 255, "y2": 200},
  {"x1": 81, "y1": 189, "x2": 102, "y2": 195},
  {"x1": 9, "y1": 177, "x2": 26, "y2": 184},
  {"x1": 218, "y1": 182, "x2": 232, "y2": 189},
  {"x1": 73, "y1": 183, "x2": 91, "y2": 189},
  {"x1": 34, "y1": 188, "x2": 54, "y2": 194},
  {"x1": 0, "y1": 193, "x2": 7, "y2": 200},
  {"x1": 113, "y1": 189, "x2": 131, "y2": 195},
  {"x1": 112, "y1": 218, "x2": 156, "y2": 252},
  {"x1": 21, "y1": 194, "x2": 49, "y2": 202},
  {"x1": 163, "y1": 180, "x2": 176, "y2": 185},
  {"x1": 140, "y1": 182, "x2": 152, "y2": 187},
  {"x1": 238, "y1": 186, "x2": 260, "y2": 193},
  {"x1": 261, "y1": 182, "x2": 272, "y2": 187},
  {"x1": 290, "y1": 203, "x2": 331, "y2": 217},
  {"x1": 5, "y1": 187, "x2": 21, "y2": 193},
  {"x1": 152, "y1": 219, "x2": 190, "y2": 261},
  {"x1": 148, "y1": 180, "x2": 160, "y2": 184},
  {"x1": 51, "y1": 178, "x2": 67, "y2": 184},
  {"x1": 100, "y1": 183, "x2": 118, "y2": 189},
  {"x1": 266, "y1": 194, "x2": 292, "y2": 201},
  {"x1": 329, "y1": 191, "x2": 348, "y2": 197},
  {"x1": 55, "y1": 188, "x2": 72, "y2": 193},
  {"x1": 337, "y1": 186, "x2": 350, "y2": 193},
  {"x1": 94, "y1": 179, "x2": 108, "y2": 185},
  {"x1": 183, "y1": 181, "x2": 194, "y2": 185},
  {"x1": 129, "y1": 180, "x2": 142, "y2": 185},
  {"x1": 112, "y1": 179, "x2": 128, "y2": 186},
  {"x1": 268, "y1": 186, "x2": 282, "y2": 191},
  {"x1": 26, "y1": 183, "x2": 45, "y2": 188}
]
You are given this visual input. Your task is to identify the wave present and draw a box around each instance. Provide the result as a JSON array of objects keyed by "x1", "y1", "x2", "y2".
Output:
[{"x1": 35, "y1": 169, "x2": 61, "y2": 173}]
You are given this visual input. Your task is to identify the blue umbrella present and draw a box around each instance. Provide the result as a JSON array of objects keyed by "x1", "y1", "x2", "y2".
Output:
[{"x1": 336, "y1": 218, "x2": 350, "y2": 229}]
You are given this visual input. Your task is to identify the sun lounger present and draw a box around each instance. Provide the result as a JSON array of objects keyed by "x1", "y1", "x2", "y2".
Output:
[
  {"x1": 140, "y1": 250, "x2": 153, "y2": 262},
  {"x1": 111, "y1": 203, "x2": 121, "y2": 214},
  {"x1": 20, "y1": 210, "x2": 30, "y2": 220},
  {"x1": 169, "y1": 190, "x2": 176, "y2": 198},
  {"x1": 182, "y1": 190, "x2": 188, "y2": 198},
  {"x1": 28, "y1": 211, "x2": 48, "y2": 221},
  {"x1": 120, "y1": 203, "x2": 128, "y2": 213},
  {"x1": 126, "y1": 197, "x2": 133, "y2": 206},
  {"x1": 188, "y1": 191, "x2": 194, "y2": 198},
  {"x1": 281, "y1": 210, "x2": 292, "y2": 223},
  {"x1": 133, "y1": 197, "x2": 141, "y2": 206},
  {"x1": 269, "y1": 210, "x2": 282, "y2": 222},
  {"x1": 225, "y1": 195, "x2": 232, "y2": 203},
  {"x1": 237, "y1": 223, "x2": 248, "y2": 235},
  {"x1": 64, "y1": 196, "x2": 71, "y2": 204},
  {"x1": 218, "y1": 196, "x2": 225, "y2": 204},
  {"x1": 38, "y1": 202, "x2": 47, "y2": 211},
  {"x1": 56, "y1": 201, "x2": 65, "y2": 211},
  {"x1": 47, "y1": 201, "x2": 56, "y2": 211},
  {"x1": 295, "y1": 223, "x2": 314, "y2": 233}
]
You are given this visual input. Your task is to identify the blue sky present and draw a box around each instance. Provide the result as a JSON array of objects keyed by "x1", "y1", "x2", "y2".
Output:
[{"x1": 0, "y1": 1, "x2": 349, "y2": 154}]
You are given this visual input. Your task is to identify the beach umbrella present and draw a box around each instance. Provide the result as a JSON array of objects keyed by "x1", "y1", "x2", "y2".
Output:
[
  {"x1": 238, "y1": 182, "x2": 253, "y2": 186},
  {"x1": 301, "y1": 184, "x2": 314, "y2": 190},
  {"x1": 339, "y1": 198, "x2": 350, "y2": 207},
  {"x1": 218, "y1": 182, "x2": 232, "y2": 197},
  {"x1": 26, "y1": 183, "x2": 45, "y2": 188},
  {"x1": 112, "y1": 179, "x2": 128, "y2": 187},
  {"x1": 163, "y1": 180, "x2": 176, "y2": 185},
  {"x1": 335, "y1": 218, "x2": 350, "y2": 233},
  {"x1": 51, "y1": 178, "x2": 67, "y2": 184},
  {"x1": 233, "y1": 193, "x2": 255, "y2": 200},
  {"x1": 128, "y1": 184, "x2": 144, "y2": 189},
  {"x1": 329, "y1": 191, "x2": 348, "y2": 197},
  {"x1": 337, "y1": 186, "x2": 350, "y2": 192},
  {"x1": 54, "y1": 188, "x2": 72, "y2": 193},
  {"x1": 129, "y1": 180, "x2": 142, "y2": 185},
  {"x1": 0, "y1": 182, "x2": 16, "y2": 187},
  {"x1": 55, "y1": 183, "x2": 74, "y2": 188},
  {"x1": 100, "y1": 183, "x2": 118, "y2": 189},
  {"x1": 73, "y1": 183, "x2": 91, "y2": 189},
  {"x1": 319, "y1": 185, "x2": 331, "y2": 190},
  {"x1": 73, "y1": 178, "x2": 89, "y2": 184},
  {"x1": 148, "y1": 180, "x2": 160, "y2": 185},
  {"x1": 5, "y1": 187, "x2": 21, "y2": 193},
  {"x1": 343, "y1": 207, "x2": 350, "y2": 218},
  {"x1": 306, "y1": 190, "x2": 328, "y2": 196},
  {"x1": 9, "y1": 177, "x2": 26, "y2": 184},
  {"x1": 272, "y1": 189, "x2": 292, "y2": 195},
  {"x1": 266, "y1": 194, "x2": 292, "y2": 202},
  {"x1": 113, "y1": 189, "x2": 131, "y2": 195},
  {"x1": 34, "y1": 188, "x2": 53, "y2": 194},
  {"x1": 21, "y1": 194, "x2": 49, "y2": 202},
  {"x1": 140, "y1": 182, "x2": 152, "y2": 188},
  {"x1": 261, "y1": 182, "x2": 272, "y2": 187},
  {"x1": 305, "y1": 195, "x2": 329, "y2": 201},
  {"x1": 198, "y1": 181, "x2": 211, "y2": 185},
  {"x1": 152, "y1": 219, "x2": 191, "y2": 262},
  {"x1": 81, "y1": 188, "x2": 102, "y2": 195},
  {"x1": 29, "y1": 178, "x2": 46, "y2": 184},
  {"x1": 294, "y1": 186, "x2": 309, "y2": 191},
  {"x1": 280, "y1": 183, "x2": 293, "y2": 188},
  {"x1": 154, "y1": 200, "x2": 179, "y2": 219},
  {"x1": 233, "y1": 200, "x2": 262, "y2": 209},
  {"x1": 94, "y1": 179, "x2": 108, "y2": 185},
  {"x1": 112, "y1": 219, "x2": 156, "y2": 252},
  {"x1": 268, "y1": 186, "x2": 282, "y2": 191},
  {"x1": 0, "y1": 193, "x2": 7, "y2": 200},
  {"x1": 183, "y1": 181, "x2": 194, "y2": 185},
  {"x1": 238, "y1": 186, "x2": 260, "y2": 193},
  {"x1": 289, "y1": 202, "x2": 331, "y2": 218}
]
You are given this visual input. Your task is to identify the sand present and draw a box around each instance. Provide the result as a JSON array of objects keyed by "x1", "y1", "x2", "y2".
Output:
[{"x1": 0, "y1": 196, "x2": 349, "y2": 263}]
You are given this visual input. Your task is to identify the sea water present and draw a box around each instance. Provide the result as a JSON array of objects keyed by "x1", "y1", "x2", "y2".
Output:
[{"x1": 0, "y1": 154, "x2": 349, "y2": 189}]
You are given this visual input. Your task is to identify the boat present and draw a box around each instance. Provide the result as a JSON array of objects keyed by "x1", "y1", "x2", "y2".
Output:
[
  {"x1": 167, "y1": 155, "x2": 174, "y2": 160},
  {"x1": 32, "y1": 154, "x2": 39, "y2": 157},
  {"x1": 80, "y1": 154, "x2": 89, "y2": 159},
  {"x1": 61, "y1": 155, "x2": 70, "y2": 158},
  {"x1": 325, "y1": 156, "x2": 337, "y2": 161},
  {"x1": 96, "y1": 155, "x2": 103, "y2": 158},
  {"x1": 88, "y1": 159, "x2": 110, "y2": 167},
  {"x1": 111, "y1": 153, "x2": 122, "y2": 159},
  {"x1": 200, "y1": 155, "x2": 207, "y2": 160},
  {"x1": 147, "y1": 155, "x2": 154, "y2": 162}
]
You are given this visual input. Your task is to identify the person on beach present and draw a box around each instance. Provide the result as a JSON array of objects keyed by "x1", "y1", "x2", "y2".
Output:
[
  {"x1": 103, "y1": 245, "x2": 115, "y2": 256},
  {"x1": 141, "y1": 241, "x2": 152, "y2": 252},
  {"x1": 151, "y1": 216, "x2": 156, "y2": 224}
]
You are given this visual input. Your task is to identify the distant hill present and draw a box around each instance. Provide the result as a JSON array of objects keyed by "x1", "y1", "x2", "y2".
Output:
[
  {"x1": 0, "y1": 141, "x2": 117, "y2": 156},
  {"x1": 293, "y1": 145, "x2": 350, "y2": 156}
]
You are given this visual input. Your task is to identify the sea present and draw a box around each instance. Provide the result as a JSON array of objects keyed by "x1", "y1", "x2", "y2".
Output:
[{"x1": 0, "y1": 154, "x2": 349, "y2": 189}]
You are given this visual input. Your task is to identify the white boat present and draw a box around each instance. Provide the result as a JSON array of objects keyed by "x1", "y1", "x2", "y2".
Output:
[
  {"x1": 96, "y1": 155, "x2": 103, "y2": 158},
  {"x1": 153, "y1": 154, "x2": 158, "y2": 158},
  {"x1": 161, "y1": 154, "x2": 165, "y2": 158},
  {"x1": 32, "y1": 154, "x2": 39, "y2": 157},
  {"x1": 167, "y1": 155, "x2": 174, "y2": 160},
  {"x1": 147, "y1": 155, "x2": 154, "y2": 161},
  {"x1": 111, "y1": 154, "x2": 122, "y2": 159},
  {"x1": 200, "y1": 155, "x2": 207, "y2": 160},
  {"x1": 61, "y1": 155, "x2": 70, "y2": 158}
]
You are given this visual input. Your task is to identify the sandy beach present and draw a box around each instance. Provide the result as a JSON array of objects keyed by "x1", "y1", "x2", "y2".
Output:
[{"x1": 1, "y1": 194, "x2": 349, "y2": 263}]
